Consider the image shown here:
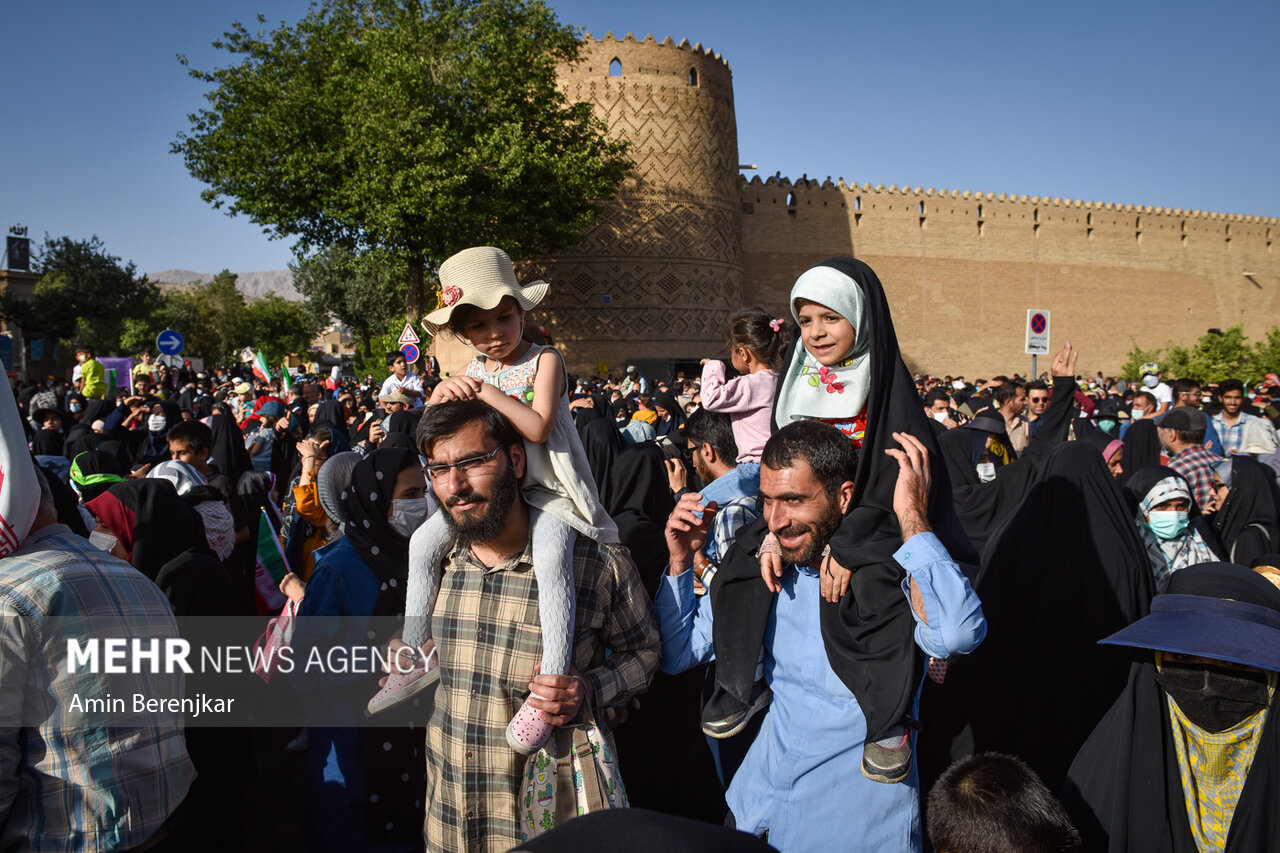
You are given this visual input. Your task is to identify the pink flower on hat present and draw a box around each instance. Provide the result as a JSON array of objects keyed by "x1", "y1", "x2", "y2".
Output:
[{"x1": 442, "y1": 284, "x2": 462, "y2": 307}]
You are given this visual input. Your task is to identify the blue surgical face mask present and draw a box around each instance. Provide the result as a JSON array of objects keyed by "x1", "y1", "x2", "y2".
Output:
[
  {"x1": 69, "y1": 402, "x2": 83, "y2": 413},
  {"x1": 1097, "y1": 418, "x2": 1117, "y2": 435},
  {"x1": 1131, "y1": 408, "x2": 1146, "y2": 421},
  {"x1": 1143, "y1": 375, "x2": 1159, "y2": 389},
  {"x1": 1146, "y1": 510, "x2": 1190, "y2": 540}
]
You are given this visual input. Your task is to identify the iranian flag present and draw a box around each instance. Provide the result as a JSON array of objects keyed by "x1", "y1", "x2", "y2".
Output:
[
  {"x1": 252, "y1": 350, "x2": 273, "y2": 384},
  {"x1": 280, "y1": 361, "x2": 294, "y2": 394},
  {"x1": 253, "y1": 508, "x2": 289, "y2": 615}
]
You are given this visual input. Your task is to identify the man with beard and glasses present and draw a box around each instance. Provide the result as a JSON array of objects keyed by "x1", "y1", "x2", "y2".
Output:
[
  {"x1": 397, "y1": 399, "x2": 659, "y2": 853},
  {"x1": 691, "y1": 420, "x2": 985, "y2": 852}
]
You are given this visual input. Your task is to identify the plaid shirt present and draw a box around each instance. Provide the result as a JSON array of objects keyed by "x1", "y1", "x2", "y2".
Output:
[
  {"x1": 1168, "y1": 445, "x2": 1225, "y2": 511},
  {"x1": 0, "y1": 525, "x2": 194, "y2": 853},
  {"x1": 425, "y1": 535, "x2": 660, "y2": 853},
  {"x1": 1211, "y1": 410, "x2": 1257, "y2": 455},
  {"x1": 699, "y1": 493, "x2": 760, "y2": 589}
]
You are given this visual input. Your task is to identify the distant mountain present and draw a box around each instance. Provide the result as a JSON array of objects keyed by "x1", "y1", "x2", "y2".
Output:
[{"x1": 147, "y1": 268, "x2": 300, "y2": 301}]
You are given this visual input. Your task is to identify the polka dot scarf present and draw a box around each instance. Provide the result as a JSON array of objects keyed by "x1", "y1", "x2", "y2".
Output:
[
  {"x1": 344, "y1": 447, "x2": 427, "y2": 843},
  {"x1": 341, "y1": 446, "x2": 417, "y2": 620}
]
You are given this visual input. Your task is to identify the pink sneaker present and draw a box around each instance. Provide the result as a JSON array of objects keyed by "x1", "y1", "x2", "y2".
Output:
[
  {"x1": 367, "y1": 646, "x2": 439, "y2": 714},
  {"x1": 506, "y1": 695, "x2": 554, "y2": 754}
]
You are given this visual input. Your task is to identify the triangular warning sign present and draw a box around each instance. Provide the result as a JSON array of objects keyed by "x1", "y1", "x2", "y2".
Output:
[{"x1": 398, "y1": 322, "x2": 420, "y2": 345}]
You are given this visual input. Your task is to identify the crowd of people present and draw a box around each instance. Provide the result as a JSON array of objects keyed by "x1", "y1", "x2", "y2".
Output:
[{"x1": 3, "y1": 246, "x2": 1280, "y2": 853}]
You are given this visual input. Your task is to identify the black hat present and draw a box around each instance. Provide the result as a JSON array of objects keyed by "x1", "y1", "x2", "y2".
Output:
[
  {"x1": 1102, "y1": 563, "x2": 1280, "y2": 672},
  {"x1": 1159, "y1": 407, "x2": 1201, "y2": 432}
]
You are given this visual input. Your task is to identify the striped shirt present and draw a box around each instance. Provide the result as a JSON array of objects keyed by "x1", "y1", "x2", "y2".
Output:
[
  {"x1": 0, "y1": 524, "x2": 194, "y2": 853},
  {"x1": 424, "y1": 536, "x2": 660, "y2": 853},
  {"x1": 700, "y1": 493, "x2": 760, "y2": 590}
]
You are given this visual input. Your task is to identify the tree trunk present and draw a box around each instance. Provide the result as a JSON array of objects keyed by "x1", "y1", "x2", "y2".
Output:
[
  {"x1": 407, "y1": 253, "x2": 425, "y2": 322},
  {"x1": 361, "y1": 327, "x2": 372, "y2": 359}
]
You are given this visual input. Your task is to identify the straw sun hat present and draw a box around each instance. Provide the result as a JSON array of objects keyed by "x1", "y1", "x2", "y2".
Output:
[{"x1": 423, "y1": 247, "x2": 548, "y2": 336}]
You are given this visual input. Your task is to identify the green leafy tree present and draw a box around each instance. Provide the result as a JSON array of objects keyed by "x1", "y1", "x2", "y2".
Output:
[
  {"x1": 0, "y1": 235, "x2": 159, "y2": 354},
  {"x1": 1122, "y1": 326, "x2": 1260, "y2": 383},
  {"x1": 292, "y1": 244, "x2": 408, "y2": 359},
  {"x1": 174, "y1": 0, "x2": 630, "y2": 319},
  {"x1": 1253, "y1": 328, "x2": 1280, "y2": 379},
  {"x1": 244, "y1": 292, "x2": 320, "y2": 364},
  {"x1": 197, "y1": 271, "x2": 250, "y2": 364},
  {"x1": 1120, "y1": 341, "x2": 1166, "y2": 381},
  {"x1": 353, "y1": 324, "x2": 410, "y2": 384},
  {"x1": 120, "y1": 270, "x2": 319, "y2": 366},
  {"x1": 1163, "y1": 345, "x2": 1193, "y2": 381},
  {"x1": 1180, "y1": 326, "x2": 1255, "y2": 384}
]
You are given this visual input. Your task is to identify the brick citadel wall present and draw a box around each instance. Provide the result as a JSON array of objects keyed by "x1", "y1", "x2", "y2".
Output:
[{"x1": 742, "y1": 178, "x2": 1279, "y2": 377}]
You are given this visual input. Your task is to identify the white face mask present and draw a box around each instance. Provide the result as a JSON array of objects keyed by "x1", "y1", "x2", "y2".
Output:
[
  {"x1": 147, "y1": 414, "x2": 167, "y2": 432},
  {"x1": 89, "y1": 530, "x2": 118, "y2": 552},
  {"x1": 931, "y1": 410, "x2": 950, "y2": 424},
  {"x1": 1143, "y1": 375, "x2": 1159, "y2": 389},
  {"x1": 1131, "y1": 408, "x2": 1146, "y2": 421},
  {"x1": 976, "y1": 462, "x2": 997, "y2": 482},
  {"x1": 953, "y1": 380, "x2": 964, "y2": 390},
  {"x1": 388, "y1": 497, "x2": 430, "y2": 537}
]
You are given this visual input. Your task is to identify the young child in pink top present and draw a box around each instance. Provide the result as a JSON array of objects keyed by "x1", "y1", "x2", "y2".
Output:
[{"x1": 699, "y1": 307, "x2": 790, "y2": 468}]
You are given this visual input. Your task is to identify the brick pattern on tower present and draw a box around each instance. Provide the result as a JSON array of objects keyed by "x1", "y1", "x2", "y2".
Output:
[{"x1": 526, "y1": 33, "x2": 744, "y2": 374}]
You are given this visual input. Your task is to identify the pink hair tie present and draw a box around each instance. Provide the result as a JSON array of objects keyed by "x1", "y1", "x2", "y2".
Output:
[{"x1": 769, "y1": 318, "x2": 784, "y2": 332}]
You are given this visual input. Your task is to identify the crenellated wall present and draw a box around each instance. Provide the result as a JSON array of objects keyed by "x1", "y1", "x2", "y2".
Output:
[{"x1": 742, "y1": 179, "x2": 1280, "y2": 375}]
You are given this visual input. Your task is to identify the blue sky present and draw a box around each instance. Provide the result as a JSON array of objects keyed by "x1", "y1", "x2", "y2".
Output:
[{"x1": 3, "y1": 0, "x2": 1276, "y2": 276}]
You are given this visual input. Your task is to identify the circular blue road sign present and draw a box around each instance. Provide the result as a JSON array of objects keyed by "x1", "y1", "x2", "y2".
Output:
[
  {"x1": 156, "y1": 329, "x2": 185, "y2": 355},
  {"x1": 400, "y1": 342, "x2": 420, "y2": 364},
  {"x1": 1030, "y1": 313, "x2": 1047, "y2": 334}
]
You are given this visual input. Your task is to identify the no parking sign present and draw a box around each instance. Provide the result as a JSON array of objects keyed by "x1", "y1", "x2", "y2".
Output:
[{"x1": 1025, "y1": 310, "x2": 1050, "y2": 355}]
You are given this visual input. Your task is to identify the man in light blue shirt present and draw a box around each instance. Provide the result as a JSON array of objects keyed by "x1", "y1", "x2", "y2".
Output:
[
  {"x1": 661, "y1": 423, "x2": 985, "y2": 852},
  {"x1": 1210, "y1": 378, "x2": 1257, "y2": 455}
]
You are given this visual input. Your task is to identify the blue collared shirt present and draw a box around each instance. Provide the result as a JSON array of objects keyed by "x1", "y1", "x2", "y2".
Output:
[
  {"x1": 1211, "y1": 410, "x2": 1257, "y2": 455},
  {"x1": 662, "y1": 531, "x2": 985, "y2": 852},
  {"x1": 656, "y1": 464, "x2": 760, "y2": 674}
]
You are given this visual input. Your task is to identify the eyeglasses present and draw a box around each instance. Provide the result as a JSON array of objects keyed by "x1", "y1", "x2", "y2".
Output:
[{"x1": 425, "y1": 446, "x2": 503, "y2": 481}]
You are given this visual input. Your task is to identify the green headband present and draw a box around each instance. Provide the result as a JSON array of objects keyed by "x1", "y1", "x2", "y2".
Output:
[{"x1": 70, "y1": 453, "x2": 125, "y2": 487}]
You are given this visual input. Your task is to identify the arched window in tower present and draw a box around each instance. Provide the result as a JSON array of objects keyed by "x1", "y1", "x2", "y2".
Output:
[
  {"x1": 786, "y1": 192, "x2": 797, "y2": 207},
  {"x1": 688, "y1": 67, "x2": 698, "y2": 86},
  {"x1": 609, "y1": 58, "x2": 622, "y2": 77}
]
